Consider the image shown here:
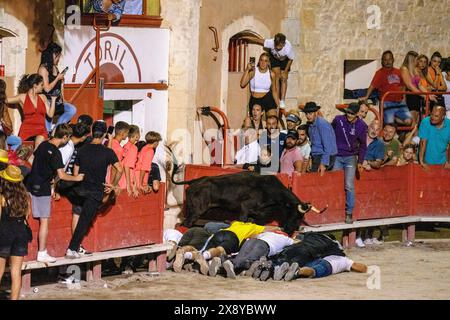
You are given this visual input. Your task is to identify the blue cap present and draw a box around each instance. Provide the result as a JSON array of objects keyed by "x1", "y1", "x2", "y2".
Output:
[{"x1": 286, "y1": 114, "x2": 300, "y2": 123}]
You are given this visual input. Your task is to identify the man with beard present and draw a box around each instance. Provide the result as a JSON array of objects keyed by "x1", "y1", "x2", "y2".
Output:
[
  {"x1": 296, "y1": 124, "x2": 311, "y2": 173},
  {"x1": 280, "y1": 131, "x2": 303, "y2": 175},
  {"x1": 418, "y1": 105, "x2": 450, "y2": 169}
]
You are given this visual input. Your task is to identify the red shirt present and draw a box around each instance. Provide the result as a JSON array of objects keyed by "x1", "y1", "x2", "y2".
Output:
[{"x1": 370, "y1": 67, "x2": 405, "y2": 102}]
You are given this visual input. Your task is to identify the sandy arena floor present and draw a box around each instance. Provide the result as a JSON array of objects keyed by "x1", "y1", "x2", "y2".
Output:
[{"x1": 21, "y1": 240, "x2": 450, "y2": 300}]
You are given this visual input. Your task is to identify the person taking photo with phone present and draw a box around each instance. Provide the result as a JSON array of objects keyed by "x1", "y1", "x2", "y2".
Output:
[
  {"x1": 38, "y1": 42, "x2": 77, "y2": 135},
  {"x1": 240, "y1": 52, "x2": 279, "y2": 114}
]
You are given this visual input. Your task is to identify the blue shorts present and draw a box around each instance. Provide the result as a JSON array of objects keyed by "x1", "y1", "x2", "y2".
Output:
[{"x1": 383, "y1": 101, "x2": 412, "y2": 124}]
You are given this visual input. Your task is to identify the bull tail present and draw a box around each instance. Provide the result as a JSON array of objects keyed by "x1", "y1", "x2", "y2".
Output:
[{"x1": 169, "y1": 147, "x2": 193, "y2": 186}]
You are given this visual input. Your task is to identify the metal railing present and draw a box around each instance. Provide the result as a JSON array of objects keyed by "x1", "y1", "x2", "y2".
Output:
[{"x1": 380, "y1": 91, "x2": 450, "y2": 131}]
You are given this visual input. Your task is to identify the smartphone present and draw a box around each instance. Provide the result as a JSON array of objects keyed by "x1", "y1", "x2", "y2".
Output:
[
  {"x1": 107, "y1": 126, "x2": 115, "y2": 135},
  {"x1": 250, "y1": 57, "x2": 256, "y2": 64},
  {"x1": 61, "y1": 66, "x2": 69, "y2": 74}
]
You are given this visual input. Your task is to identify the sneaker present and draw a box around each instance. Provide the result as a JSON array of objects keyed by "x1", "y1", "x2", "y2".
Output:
[
  {"x1": 246, "y1": 260, "x2": 262, "y2": 277},
  {"x1": 173, "y1": 252, "x2": 185, "y2": 273},
  {"x1": 209, "y1": 257, "x2": 222, "y2": 277},
  {"x1": 65, "y1": 249, "x2": 81, "y2": 260},
  {"x1": 78, "y1": 246, "x2": 93, "y2": 256},
  {"x1": 194, "y1": 253, "x2": 209, "y2": 275},
  {"x1": 259, "y1": 260, "x2": 273, "y2": 281},
  {"x1": 222, "y1": 260, "x2": 236, "y2": 279},
  {"x1": 37, "y1": 251, "x2": 57, "y2": 263},
  {"x1": 371, "y1": 238, "x2": 383, "y2": 245},
  {"x1": 284, "y1": 262, "x2": 300, "y2": 281},
  {"x1": 183, "y1": 263, "x2": 194, "y2": 272},
  {"x1": 363, "y1": 238, "x2": 373, "y2": 245},
  {"x1": 355, "y1": 238, "x2": 366, "y2": 248},
  {"x1": 345, "y1": 214, "x2": 353, "y2": 224},
  {"x1": 273, "y1": 262, "x2": 290, "y2": 281},
  {"x1": 279, "y1": 100, "x2": 286, "y2": 109}
]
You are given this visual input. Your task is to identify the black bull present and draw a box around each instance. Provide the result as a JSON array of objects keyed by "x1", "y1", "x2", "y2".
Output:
[{"x1": 172, "y1": 171, "x2": 316, "y2": 236}]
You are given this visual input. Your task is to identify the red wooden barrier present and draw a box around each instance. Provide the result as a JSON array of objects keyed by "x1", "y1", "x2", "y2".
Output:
[
  {"x1": 354, "y1": 165, "x2": 411, "y2": 220},
  {"x1": 292, "y1": 171, "x2": 345, "y2": 225},
  {"x1": 25, "y1": 184, "x2": 165, "y2": 262},
  {"x1": 413, "y1": 165, "x2": 450, "y2": 216},
  {"x1": 184, "y1": 164, "x2": 450, "y2": 227}
]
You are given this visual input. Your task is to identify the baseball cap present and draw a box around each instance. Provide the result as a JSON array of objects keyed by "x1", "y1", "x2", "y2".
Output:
[
  {"x1": 286, "y1": 114, "x2": 300, "y2": 123},
  {"x1": 285, "y1": 130, "x2": 299, "y2": 140}
]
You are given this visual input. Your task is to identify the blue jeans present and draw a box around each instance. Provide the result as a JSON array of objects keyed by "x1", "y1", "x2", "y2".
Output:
[
  {"x1": 383, "y1": 101, "x2": 412, "y2": 124},
  {"x1": 45, "y1": 102, "x2": 77, "y2": 132},
  {"x1": 305, "y1": 259, "x2": 333, "y2": 278},
  {"x1": 333, "y1": 155, "x2": 357, "y2": 215}
]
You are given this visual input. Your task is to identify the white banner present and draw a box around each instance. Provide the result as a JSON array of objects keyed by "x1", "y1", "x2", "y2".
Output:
[{"x1": 63, "y1": 26, "x2": 169, "y2": 85}]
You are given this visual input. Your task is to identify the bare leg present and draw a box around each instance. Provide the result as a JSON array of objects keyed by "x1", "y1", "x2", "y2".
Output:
[
  {"x1": 71, "y1": 214, "x2": 80, "y2": 235},
  {"x1": 395, "y1": 117, "x2": 413, "y2": 126},
  {"x1": 410, "y1": 111, "x2": 419, "y2": 126},
  {"x1": 173, "y1": 246, "x2": 196, "y2": 273},
  {"x1": 272, "y1": 67, "x2": 281, "y2": 100},
  {"x1": 280, "y1": 72, "x2": 288, "y2": 102},
  {"x1": 152, "y1": 180, "x2": 160, "y2": 193},
  {"x1": 0, "y1": 257, "x2": 5, "y2": 285},
  {"x1": 38, "y1": 218, "x2": 49, "y2": 252},
  {"x1": 9, "y1": 256, "x2": 24, "y2": 300}
]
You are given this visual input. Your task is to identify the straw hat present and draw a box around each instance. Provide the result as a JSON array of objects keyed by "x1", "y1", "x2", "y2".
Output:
[
  {"x1": 0, "y1": 165, "x2": 24, "y2": 183},
  {"x1": 0, "y1": 149, "x2": 9, "y2": 164}
]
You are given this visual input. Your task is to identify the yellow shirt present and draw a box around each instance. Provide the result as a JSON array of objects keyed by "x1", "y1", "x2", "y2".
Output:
[{"x1": 223, "y1": 221, "x2": 265, "y2": 245}]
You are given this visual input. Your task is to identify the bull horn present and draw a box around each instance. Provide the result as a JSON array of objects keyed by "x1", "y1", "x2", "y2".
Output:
[{"x1": 311, "y1": 205, "x2": 328, "y2": 214}]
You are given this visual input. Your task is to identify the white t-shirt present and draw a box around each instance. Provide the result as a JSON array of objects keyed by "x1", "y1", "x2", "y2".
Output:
[
  {"x1": 59, "y1": 140, "x2": 75, "y2": 169},
  {"x1": 235, "y1": 140, "x2": 260, "y2": 165},
  {"x1": 163, "y1": 229, "x2": 183, "y2": 245},
  {"x1": 323, "y1": 255, "x2": 354, "y2": 274},
  {"x1": 298, "y1": 143, "x2": 311, "y2": 160},
  {"x1": 264, "y1": 39, "x2": 295, "y2": 61},
  {"x1": 256, "y1": 232, "x2": 294, "y2": 256}
]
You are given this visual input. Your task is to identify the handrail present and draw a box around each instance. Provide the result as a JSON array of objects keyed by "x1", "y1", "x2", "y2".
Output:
[
  {"x1": 197, "y1": 106, "x2": 230, "y2": 166},
  {"x1": 380, "y1": 91, "x2": 450, "y2": 131}
]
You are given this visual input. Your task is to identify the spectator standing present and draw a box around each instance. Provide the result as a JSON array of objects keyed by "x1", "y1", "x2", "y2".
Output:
[
  {"x1": 235, "y1": 128, "x2": 260, "y2": 166},
  {"x1": 121, "y1": 125, "x2": 140, "y2": 197},
  {"x1": 26, "y1": 124, "x2": 84, "y2": 263},
  {"x1": 331, "y1": 103, "x2": 368, "y2": 224},
  {"x1": 280, "y1": 131, "x2": 303, "y2": 176},
  {"x1": 302, "y1": 102, "x2": 337, "y2": 175},
  {"x1": 428, "y1": 52, "x2": 447, "y2": 110},
  {"x1": 38, "y1": 42, "x2": 77, "y2": 133},
  {"x1": 281, "y1": 111, "x2": 301, "y2": 134},
  {"x1": 107, "y1": 121, "x2": 129, "y2": 184},
  {"x1": 418, "y1": 106, "x2": 450, "y2": 169},
  {"x1": 136, "y1": 131, "x2": 162, "y2": 194},
  {"x1": 361, "y1": 51, "x2": 413, "y2": 126},
  {"x1": 362, "y1": 120, "x2": 385, "y2": 171},
  {"x1": 296, "y1": 124, "x2": 311, "y2": 173},
  {"x1": 382, "y1": 123, "x2": 402, "y2": 166},
  {"x1": 0, "y1": 165, "x2": 32, "y2": 300},
  {"x1": 240, "y1": 53, "x2": 279, "y2": 113},
  {"x1": 65, "y1": 121, "x2": 122, "y2": 258},
  {"x1": 260, "y1": 114, "x2": 287, "y2": 165}
]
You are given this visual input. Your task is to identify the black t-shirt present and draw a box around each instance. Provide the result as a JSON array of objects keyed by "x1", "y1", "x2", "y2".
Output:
[
  {"x1": 75, "y1": 143, "x2": 118, "y2": 200},
  {"x1": 65, "y1": 136, "x2": 93, "y2": 175},
  {"x1": 26, "y1": 141, "x2": 64, "y2": 196}
]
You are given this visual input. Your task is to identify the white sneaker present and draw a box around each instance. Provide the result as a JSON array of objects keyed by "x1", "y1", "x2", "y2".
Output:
[
  {"x1": 37, "y1": 250, "x2": 57, "y2": 263},
  {"x1": 65, "y1": 249, "x2": 81, "y2": 259},
  {"x1": 364, "y1": 238, "x2": 373, "y2": 245},
  {"x1": 355, "y1": 238, "x2": 366, "y2": 248},
  {"x1": 279, "y1": 100, "x2": 286, "y2": 109},
  {"x1": 371, "y1": 238, "x2": 383, "y2": 245}
]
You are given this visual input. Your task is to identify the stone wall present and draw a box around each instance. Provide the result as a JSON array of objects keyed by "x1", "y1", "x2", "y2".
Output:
[{"x1": 297, "y1": 0, "x2": 450, "y2": 120}]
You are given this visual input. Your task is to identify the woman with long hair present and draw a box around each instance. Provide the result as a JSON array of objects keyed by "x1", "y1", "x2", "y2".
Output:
[
  {"x1": 0, "y1": 165, "x2": 31, "y2": 300},
  {"x1": 38, "y1": 42, "x2": 77, "y2": 133},
  {"x1": 417, "y1": 54, "x2": 434, "y2": 90},
  {"x1": 5, "y1": 74, "x2": 56, "y2": 149},
  {"x1": 428, "y1": 51, "x2": 447, "y2": 110},
  {"x1": 400, "y1": 51, "x2": 437, "y2": 123},
  {"x1": 240, "y1": 52, "x2": 279, "y2": 114}
]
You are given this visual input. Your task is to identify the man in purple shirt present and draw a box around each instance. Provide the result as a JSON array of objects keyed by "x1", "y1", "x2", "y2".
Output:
[{"x1": 332, "y1": 103, "x2": 368, "y2": 224}]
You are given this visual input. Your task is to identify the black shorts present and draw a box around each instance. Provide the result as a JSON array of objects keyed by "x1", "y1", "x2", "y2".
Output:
[
  {"x1": 0, "y1": 219, "x2": 29, "y2": 257},
  {"x1": 269, "y1": 53, "x2": 290, "y2": 71},
  {"x1": 405, "y1": 94, "x2": 423, "y2": 112},
  {"x1": 148, "y1": 162, "x2": 161, "y2": 184},
  {"x1": 249, "y1": 92, "x2": 277, "y2": 113},
  {"x1": 205, "y1": 230, "x2": 240, "y2": 254}
]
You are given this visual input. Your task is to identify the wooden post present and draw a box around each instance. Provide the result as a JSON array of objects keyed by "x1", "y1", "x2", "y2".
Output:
[
  {"x1": 342, "y1": 231, "x2": 349, "y2": 248},
  {"x1": 86, "y1": 261, "x2": 102, "y2": 282},
  {"x1": 21, "y1": 270, "x2": 32, "y2": 295},
  {"x1": 401, "y1": 225, "x2": 408, "y2": 243},
  {"x1": 407, "y1": 224, "x2": 416, "y2": 242},
  {"x1": 348, "y1": 229, "x2": 356, "y2": 248},
  {"x1": 156, "y1": 252, "x2": 167, "y2": 273},
  {"x1": 148, "y1": 253, "x2": 157, "y2": 272}
]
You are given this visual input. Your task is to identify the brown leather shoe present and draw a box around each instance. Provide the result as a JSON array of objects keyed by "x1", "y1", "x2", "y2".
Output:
[
  {"x1": 350, "y1": 262, "x2": 368, "y2": 273},
  {"x1": 298, "y1": 266, "x2": 315, "y2": 278},
  {"x1": 193, "y1": 252, "x2": 209, "y2": 275}
]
